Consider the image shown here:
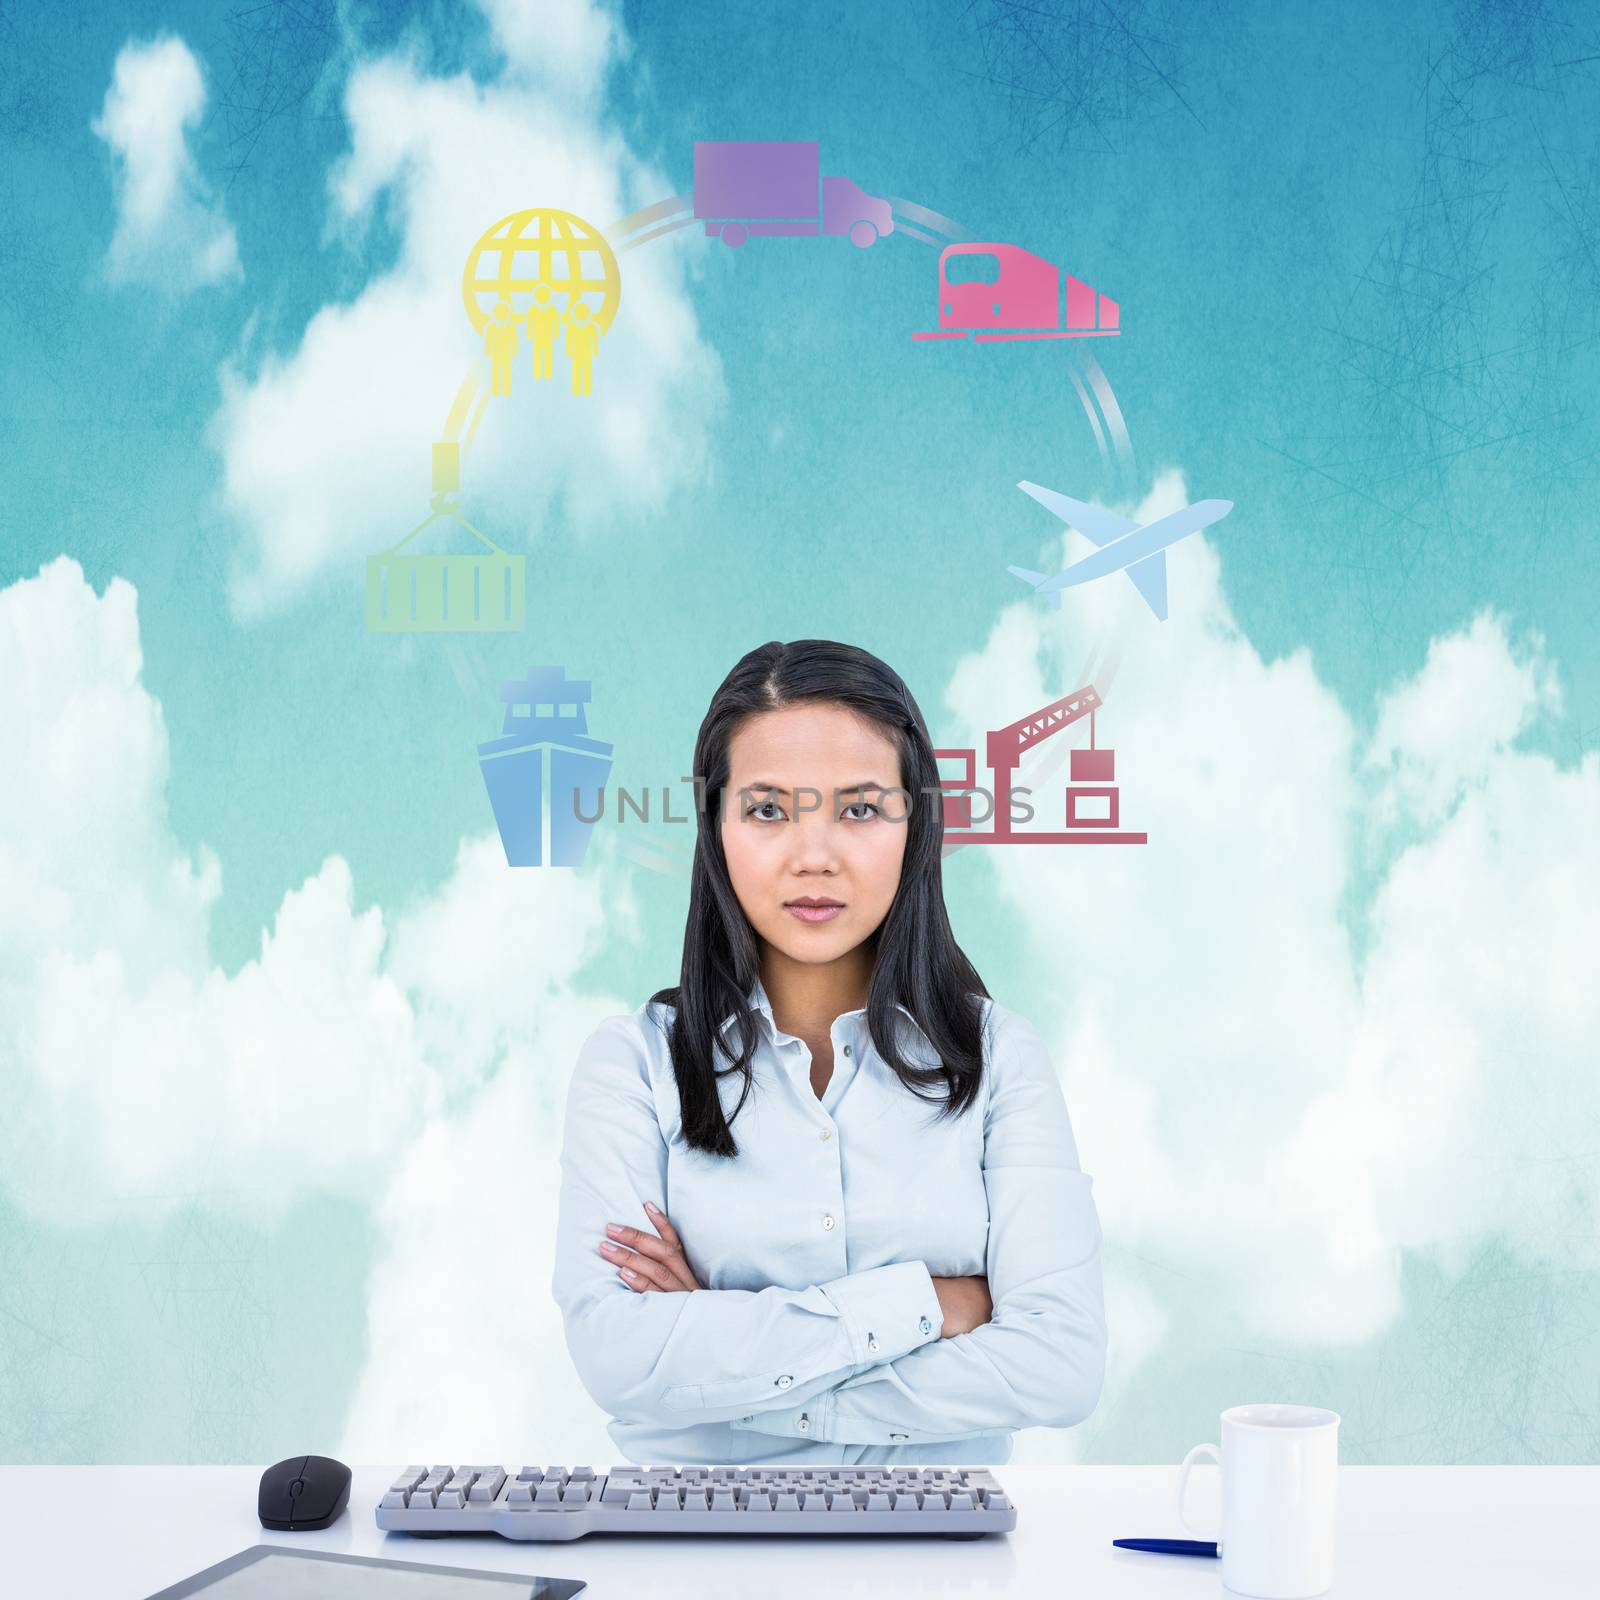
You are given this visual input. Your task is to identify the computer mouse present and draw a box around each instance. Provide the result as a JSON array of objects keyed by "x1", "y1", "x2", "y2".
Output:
[{"x1": 258, "y1": 1453, "x2": 353, "y2": 1531}]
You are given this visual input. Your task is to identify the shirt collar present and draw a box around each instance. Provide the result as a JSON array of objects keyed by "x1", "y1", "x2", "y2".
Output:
[{"x1": 717, "y1": 974, "x2": 923, "y2": 1047}]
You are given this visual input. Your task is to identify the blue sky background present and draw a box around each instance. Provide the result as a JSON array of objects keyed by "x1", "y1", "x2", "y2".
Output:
[{"x1": 2, "y1": 0, "x2": 1597, "y2": 1467}]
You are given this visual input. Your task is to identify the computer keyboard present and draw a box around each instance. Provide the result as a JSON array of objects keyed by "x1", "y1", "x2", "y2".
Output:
[{"x1": 375, "y1": 1464, "x2": 1017, "y2": 1541}]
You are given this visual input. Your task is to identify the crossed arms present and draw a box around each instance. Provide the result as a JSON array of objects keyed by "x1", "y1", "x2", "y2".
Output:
[{"x1": 549, "y1": 1010, "x2": 1107, "y2": 1445}]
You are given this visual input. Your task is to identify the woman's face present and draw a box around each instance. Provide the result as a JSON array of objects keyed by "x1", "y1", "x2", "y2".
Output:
[{"x1": 719, "y1": 702, "x2": 910, "y2": 968}]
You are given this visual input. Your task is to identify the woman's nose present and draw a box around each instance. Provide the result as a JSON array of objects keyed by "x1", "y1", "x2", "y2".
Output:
[{"x1": 783, "y1": 810, "x2": 843, "y2": 865}]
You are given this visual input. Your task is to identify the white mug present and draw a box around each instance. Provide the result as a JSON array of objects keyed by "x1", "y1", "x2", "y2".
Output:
[{"x1": 1177, "y1": 1403, "x2": 1340, "y2": 1598}]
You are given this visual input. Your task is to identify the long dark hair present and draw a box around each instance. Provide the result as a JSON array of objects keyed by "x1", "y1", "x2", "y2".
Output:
[{"x1": 649, "y1": 639, "x2": 990, "y2": 1158}]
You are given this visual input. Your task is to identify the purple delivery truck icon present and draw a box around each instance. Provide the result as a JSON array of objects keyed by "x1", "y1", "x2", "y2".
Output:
[{"x1": 693, "y1": 140, "x2": 894, "y2": 248}]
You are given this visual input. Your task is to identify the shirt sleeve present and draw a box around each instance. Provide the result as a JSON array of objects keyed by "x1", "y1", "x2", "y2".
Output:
[
  {"x1": 733, "y1": 1005, "x2": 1106, "y2": 1445},
  {"x1": 550, "y1": 1014, "x2": 946, "y2": 1430}
]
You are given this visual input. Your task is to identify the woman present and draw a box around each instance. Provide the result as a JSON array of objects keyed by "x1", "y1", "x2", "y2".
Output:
[{"x1": 551, "y1": 639, "x2": 1107, "y2": 1465}]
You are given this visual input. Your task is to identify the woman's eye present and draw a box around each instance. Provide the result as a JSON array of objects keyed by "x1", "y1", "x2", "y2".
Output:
[{"x1": 743, "y1": 798, "x2": 880, "y2": 822}]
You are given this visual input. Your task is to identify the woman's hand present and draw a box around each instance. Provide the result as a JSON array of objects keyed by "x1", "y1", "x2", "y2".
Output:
[
  {"x1": 600, "y1": 1201, "x2": 704, "y2": 1293},
  {"x1": 931, "y1": 1274, "x2": 992, "y2": 1337}
]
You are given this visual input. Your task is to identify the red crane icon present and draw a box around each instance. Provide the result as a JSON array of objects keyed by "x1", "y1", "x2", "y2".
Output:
[{"x1": 936, "y1": 685, "x2": 1147, "y2": 845}]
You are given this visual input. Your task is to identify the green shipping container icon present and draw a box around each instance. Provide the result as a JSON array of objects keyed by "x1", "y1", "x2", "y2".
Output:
[{"x1": 366, "y1": 443, "x2": 526, "y2": 632}]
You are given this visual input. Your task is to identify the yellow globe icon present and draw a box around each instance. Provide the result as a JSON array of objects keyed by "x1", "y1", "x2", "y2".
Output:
[{"x1": 461, "y1": 207, "x2": 620, "y2": 335}]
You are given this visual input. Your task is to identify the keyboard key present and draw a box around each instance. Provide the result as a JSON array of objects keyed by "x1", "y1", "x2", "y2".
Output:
[
  {"x1": 380, "y1": 1491, "x2": 408, "y2": 1510},
  {"x1": 469, "y1": 1468, "x2": 507, "y2": 1502},
  {"x1": 627, "y1": 1491, "x2": 653, "y2": 1512}
]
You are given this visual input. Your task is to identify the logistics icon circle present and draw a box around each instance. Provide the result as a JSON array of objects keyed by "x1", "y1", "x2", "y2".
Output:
[
  {"x1": 1009, "y1": 482, "x2": 1234, "y2": 622},
  {"x1": 464, "y1": 208, "x2": 619, "y2": 400},
  {"x1": 915, "y1": 243, "x2": 1120, "y2": 343},
  {"x1": 479, "y1": 666, "x2": 614, "y2": 868},
  {"x1": 462, "y1": 208, "x2": 621, "y2": 334},
  {"x1": 692, "y1": 140, "x2": 893, "y2": 249}
]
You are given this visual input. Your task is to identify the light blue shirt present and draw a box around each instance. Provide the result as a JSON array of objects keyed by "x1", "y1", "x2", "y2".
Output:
[{"x1": 551, "y1": 976, "x2": 1106, "y2": 1465}]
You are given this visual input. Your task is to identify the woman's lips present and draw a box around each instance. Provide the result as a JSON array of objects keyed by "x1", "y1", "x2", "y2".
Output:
[{"x1": 784, "y1": 903, "x2": 844, "y2": 923}]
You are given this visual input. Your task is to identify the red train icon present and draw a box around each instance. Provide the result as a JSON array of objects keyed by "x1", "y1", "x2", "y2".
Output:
[{"x1": 914, "y1": 242, "x2": 1120, "y2": 342}]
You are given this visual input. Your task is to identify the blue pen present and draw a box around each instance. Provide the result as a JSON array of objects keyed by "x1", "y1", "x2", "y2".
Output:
[{"x1": 1112, "y1": 1537, "x2": 1219, "y2": 1557}]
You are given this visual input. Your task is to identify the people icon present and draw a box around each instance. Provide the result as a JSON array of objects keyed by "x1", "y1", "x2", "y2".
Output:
[
  {"x1": 565, "y1": 300, "x2": 602, "y2": 397},
  {"x1": 527, "y1": 283, "x2": 563, "y2": 380},
  {"x1": 485, "y1": 299, "x2": 517, "y2": 396}
]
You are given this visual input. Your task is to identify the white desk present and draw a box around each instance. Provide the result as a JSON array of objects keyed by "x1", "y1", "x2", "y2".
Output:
[{"x1": 1, "y1": 1465, "x2": 1591, "y2": 1599}]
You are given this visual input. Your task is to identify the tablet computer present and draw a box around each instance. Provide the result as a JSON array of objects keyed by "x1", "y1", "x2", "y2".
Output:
[{"x1": 143, "y1": 1545, "x2": 586, "y2": 1599}]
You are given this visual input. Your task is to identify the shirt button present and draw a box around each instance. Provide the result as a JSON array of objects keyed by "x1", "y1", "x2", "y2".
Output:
[
  {"x1": 819, "y1": 1129, "x2": 832, "y2": 1141},
  {"x1": 868, "y1": 1334, "x2": 880, "y2": 1353},
  {"x1": 822, "y1": 1214, "x2": 835, "y2": 1230},
  {"x1": 776, "y1": 1374, "x2": 793, "y2": 1389},
  {"x1": 918, "y1": 1315, "x2": 933, "y2": 1336},
  {"x1": 842, "y1": 1044, "x2": 852, "y2": 1057},
  {"x1": 798, "y1": 1415, "x2": 811, "y2": 1433}
]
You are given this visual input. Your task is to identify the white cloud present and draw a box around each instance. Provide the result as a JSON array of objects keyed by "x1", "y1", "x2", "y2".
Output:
[
  {"x1": 0, "y1": 556, "x2": 634, "y2": 1229},
  {"x1": 948, "y1": 470, "x2": 1600, "y2": 1422},
  {"x1": 0, "y1": 553, "x2": 634, "y2": 1452},
  {"x1": 91, "y1": 35, "x2": 241, "y2": 291},
  {"x1": 339, "y1": 829, "x2": 639, "y2": 1462},
  {"x1": 478, "y1": 0, "x2": 630, "y2": 92},
  {"x1": 0, "y1": 559, "x2": 428, "y2": 1226},
  {"x1": 335, "y1": 968, "x2": 627, "y2": 1463},
  {"x1": 1364, "y1": 609, "x2": 1563, "y2": 828},
  {"x1": 211, "y1": 0, "x2": 723, "y2": 617},
  {"x1": 0, "y1": 558, "x2": 216, "y2": 997}
]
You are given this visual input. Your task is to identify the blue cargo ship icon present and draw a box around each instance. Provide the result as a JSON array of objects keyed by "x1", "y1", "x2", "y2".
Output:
[{"x1": 479, "y1": 666, "x2": 614, "y2": 867}]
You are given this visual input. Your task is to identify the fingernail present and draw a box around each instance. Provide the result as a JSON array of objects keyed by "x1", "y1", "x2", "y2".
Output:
[
  {"x1": 620, "y1": 1267, "x2": 637, "y2": 1279},
  {"x1": 644, "y1": 1202, "x2": 659, "y2": 1214},
  {"x1": 598, "y1": 1242, "x2": 617, "y2": 1255},
  {"x1": 605, "y1": 1224, "x2": 623, "y2": 1236}
]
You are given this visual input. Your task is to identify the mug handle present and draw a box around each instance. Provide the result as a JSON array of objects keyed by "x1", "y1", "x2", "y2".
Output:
[{"x1": 1177, "y1": 1442, "x2": 1221, "y2": 1539}]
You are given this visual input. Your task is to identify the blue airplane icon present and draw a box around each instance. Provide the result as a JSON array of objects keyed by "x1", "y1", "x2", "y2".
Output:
[{"x1": 1006, "y1": 481, "x2": 1234, "y2": 621}]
